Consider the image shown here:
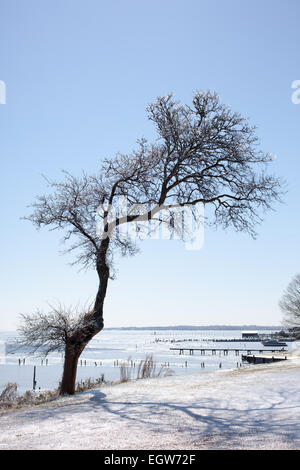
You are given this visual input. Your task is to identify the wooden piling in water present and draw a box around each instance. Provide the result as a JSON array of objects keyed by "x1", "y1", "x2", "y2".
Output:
[{"x1": 33, "y1": 366, "x2": 37, "y2": 391}]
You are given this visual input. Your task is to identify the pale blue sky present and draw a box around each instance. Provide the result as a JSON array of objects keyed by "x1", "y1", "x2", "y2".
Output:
[{"x1": 0, "y1": 0, "x2": 300, "y2": 329}]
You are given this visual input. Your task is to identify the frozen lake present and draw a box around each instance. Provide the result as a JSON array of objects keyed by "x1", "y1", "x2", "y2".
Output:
[{"x1": 0, "y1": 329, "x2": 297, "y2": 393}]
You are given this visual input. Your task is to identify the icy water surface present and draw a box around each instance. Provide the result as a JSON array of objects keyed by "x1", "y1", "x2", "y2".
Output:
[{"x1": 0, "y1": 329, "x2": 297, "y2": 393}]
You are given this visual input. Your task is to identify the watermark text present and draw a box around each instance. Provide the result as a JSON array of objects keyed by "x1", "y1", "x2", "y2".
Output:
[
  {"x1": 0, "y1": 80, "x2": 6, "y2": 104},
  {"x1": 291, "y1": 80, "x2": 300, "y2": 104}
]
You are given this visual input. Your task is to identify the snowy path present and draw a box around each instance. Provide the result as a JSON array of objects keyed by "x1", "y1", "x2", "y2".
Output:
[{"x1": 1, "y1": 360, "x2": 300, "y2": 450}]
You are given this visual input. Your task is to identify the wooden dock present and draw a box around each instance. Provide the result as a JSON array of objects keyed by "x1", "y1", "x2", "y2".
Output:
[
  {"x1": 170, "y1": 347, "x2": 287, "y2": 356},
  {"x1": 242, "y1": 354, "x2": 288, "y2": 364}
]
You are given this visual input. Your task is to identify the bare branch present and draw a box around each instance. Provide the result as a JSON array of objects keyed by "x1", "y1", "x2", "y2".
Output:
[
  {"x1": 16, "y1": 303, "x2": 95, "y2": 357},
  {"x1": 279, "y1": 274, "x2": 300, "y2": 332}
]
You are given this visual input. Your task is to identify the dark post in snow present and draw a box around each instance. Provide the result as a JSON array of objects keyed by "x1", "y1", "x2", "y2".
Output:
[{"x1": 33, "y1": 366, "x2": 37, "y2": 391}]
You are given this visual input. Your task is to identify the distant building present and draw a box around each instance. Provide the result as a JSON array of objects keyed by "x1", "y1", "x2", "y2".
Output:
[{"x1": 242, "y1": 331, "x2": 259, "y2": 339}]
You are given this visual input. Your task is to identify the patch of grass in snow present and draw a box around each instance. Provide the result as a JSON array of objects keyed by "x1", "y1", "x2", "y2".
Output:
[
  {"x1": 74, "y1": 374, "x2": 105, "y2": 392},
  {"x1": 118, "y1": 355, "x2": 174, "y2": 383},
  {"x1": 0, "y1": 374, "x2": 107, "y2": 411},
  {"x1": 0, "y1": 382, "x2": 59, "y2": 410}
]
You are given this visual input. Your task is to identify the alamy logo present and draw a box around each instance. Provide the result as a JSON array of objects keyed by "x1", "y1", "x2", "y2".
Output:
[
  {"x1": 96, "y1": 197, "x2": 204, "y2": 251},
  {"x1": 0, "y1": 80, "x2": 6, "y2": 104},
  {"x1": 291, "y1": 80, "x2": 300, "y2": 104}
]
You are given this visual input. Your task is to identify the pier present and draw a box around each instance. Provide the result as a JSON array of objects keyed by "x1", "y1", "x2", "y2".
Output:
[
  {"x1": 170, "y1": 347, "x2": 287, "y2": 356},
  {"x1": 242, "y1": 354, "x2": 288, "y2": 364}
]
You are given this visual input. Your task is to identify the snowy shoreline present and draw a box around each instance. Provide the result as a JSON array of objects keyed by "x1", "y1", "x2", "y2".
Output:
[{"x1": 1, "y1": 351, "x2": 300, "y2": 450}]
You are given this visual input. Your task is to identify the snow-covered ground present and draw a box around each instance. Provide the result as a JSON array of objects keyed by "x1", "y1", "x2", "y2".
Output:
[{"x1": 1, "y1": 352, "x2": 300, "y2": 450}]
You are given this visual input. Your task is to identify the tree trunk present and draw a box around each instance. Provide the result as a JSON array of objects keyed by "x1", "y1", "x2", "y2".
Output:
[
  {"x1": 60, "y1": 344, "x2": 83, "y2": 395},
  {"x1": 94, "y1": 238, "x2": 110, "y2": 327},
  {"x1": 59, "y1": 239, "x2": 110, "y2": 395}
]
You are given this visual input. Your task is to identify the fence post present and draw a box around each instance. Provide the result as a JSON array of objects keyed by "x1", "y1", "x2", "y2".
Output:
[{"x1": 33, "y1": 366, "x2": 37, "y2": 391}]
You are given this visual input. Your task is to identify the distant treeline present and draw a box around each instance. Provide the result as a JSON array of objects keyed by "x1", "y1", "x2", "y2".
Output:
[{"x1": 105, "y1": 325, "x2": 281, "y2": 331}]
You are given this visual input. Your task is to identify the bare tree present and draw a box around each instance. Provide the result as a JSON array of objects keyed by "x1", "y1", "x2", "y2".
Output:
[
  {"x1": 279, "y1": 274, "x2": 300, "y2": 336},
  {"x1": 20, "y1": 91, "x2": 282, "y2": 394},
  {"x1": 17, "y1": 304, "x2": 95, "y2": 393}
]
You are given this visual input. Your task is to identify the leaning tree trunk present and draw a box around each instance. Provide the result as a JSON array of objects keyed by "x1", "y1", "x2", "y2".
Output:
[
  {"x1": 59, "y1": 239, "x2": 110, "y2": 395},
  {"x1": 60, "y1": 343, "x2": 84, "y2": 395}
]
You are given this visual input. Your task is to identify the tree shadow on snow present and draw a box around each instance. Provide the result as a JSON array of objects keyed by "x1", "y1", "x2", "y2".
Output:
[{"x1": 5, "y1": 384, "x2": 300, "y2": 448}]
